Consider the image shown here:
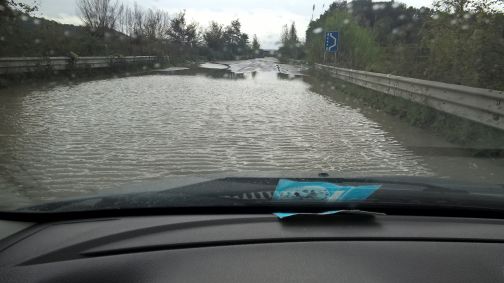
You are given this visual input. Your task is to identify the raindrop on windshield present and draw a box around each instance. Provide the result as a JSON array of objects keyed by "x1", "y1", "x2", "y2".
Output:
[{"x1": 313, "y1": 27, "x2": 323, "y2": 34}]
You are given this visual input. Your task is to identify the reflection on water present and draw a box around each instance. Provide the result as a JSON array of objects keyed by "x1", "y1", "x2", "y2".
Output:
[
  {"x1": 0, "y1": 58, "x2": 433, "y2": 206},
  {"x1": 154, "y1": 67, "x2": 247, "y2": 80}
]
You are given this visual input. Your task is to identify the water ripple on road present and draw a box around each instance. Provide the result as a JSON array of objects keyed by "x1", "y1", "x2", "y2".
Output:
[{"x1": 0, "y1": 58, "x2": 432, "y2": 204}]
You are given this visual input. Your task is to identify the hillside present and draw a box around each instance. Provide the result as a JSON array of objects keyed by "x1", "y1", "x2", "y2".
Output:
[{"x1": 0, "y1": 14, "x2": 159, "y2": 57}]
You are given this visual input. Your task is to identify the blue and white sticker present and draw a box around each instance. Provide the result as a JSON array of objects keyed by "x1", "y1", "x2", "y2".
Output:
[
  {"x1": 273, "y1": 179, "x2": 381, "y2": 202},
  {"x1": 273, "y1": 210, "x2": 384, "y2": 219}
]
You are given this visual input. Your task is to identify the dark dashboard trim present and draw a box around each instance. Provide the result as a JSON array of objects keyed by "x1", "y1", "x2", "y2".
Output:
[
  {"x1": 80, "y1": 237, "x2": 504, "y2": 258},
  {"x1": 4, "y1": 203, "x2": 504, "y2": 222}
]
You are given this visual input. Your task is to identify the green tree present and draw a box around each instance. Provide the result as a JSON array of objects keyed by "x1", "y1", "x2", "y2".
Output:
[
  {"x1": 434, "y1": 0, "x2": 502, "y2": 14},
  {"x1": 304, "y1": 0, "x2": 504, "y2": 90},
  {"x1": 288, "y1": 22, "x2": 299, "y2": 43},
  {"x1": 223, "y1": 19, "x2": 242, "y2": 56},
  {"x1": 204, "y1": 21, "x2": 224, "y2": 51},
  {"x1": 166, "y1": 11, "x2": 198, "y2": 47},
  {"x1": 423, "y1": 0, "x2": 504, "y2": 89},
  {"x1": 278, "y1": 22, "x2": 304, "y2": 60},
  {"x1": 221, "y1": 19, "x2": 250, "y2": 58},
  {"x1": 251, "y1": 34, "x2": 260, "y2": 54}
]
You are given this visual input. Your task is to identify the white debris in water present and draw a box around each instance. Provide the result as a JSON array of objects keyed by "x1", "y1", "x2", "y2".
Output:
[
  {"x1": 157, "y1": 67, "x2": 189, "y2": 72},
  {"x1": 200, "y1": 63, "x2": 228, "y2": 70}
]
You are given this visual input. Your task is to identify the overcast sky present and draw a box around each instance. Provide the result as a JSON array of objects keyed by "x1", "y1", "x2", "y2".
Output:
[{"x1": 25, "y1": 0, "x2": 432, "y2": 49}]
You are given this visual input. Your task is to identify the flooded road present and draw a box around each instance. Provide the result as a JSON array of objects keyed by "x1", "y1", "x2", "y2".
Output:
[{"x1": 0, "y1": 58, "x2": 502, "y2": 208}]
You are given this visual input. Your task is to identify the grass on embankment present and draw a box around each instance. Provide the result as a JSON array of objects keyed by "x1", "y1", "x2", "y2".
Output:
[{"x1": 308, "y1": 70, "x2": 504, "y2": 157}]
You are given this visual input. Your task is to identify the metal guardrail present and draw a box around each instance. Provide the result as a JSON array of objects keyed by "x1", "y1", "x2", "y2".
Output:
[
  {"x1": 315, "y1": 64, "x2": 504, "y2": 131},
  {"x1": 0, "y1": 56, "x2": 168, "y2": 75}
]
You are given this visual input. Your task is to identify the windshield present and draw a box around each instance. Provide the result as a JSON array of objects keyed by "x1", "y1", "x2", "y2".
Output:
[{"x1": 0, "y1": 0, "x2": 503, "y2": 213}]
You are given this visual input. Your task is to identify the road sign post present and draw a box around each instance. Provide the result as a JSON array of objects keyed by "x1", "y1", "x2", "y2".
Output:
[{"x1": 324, "y1": 31, "x2": 339, "y2": 65}]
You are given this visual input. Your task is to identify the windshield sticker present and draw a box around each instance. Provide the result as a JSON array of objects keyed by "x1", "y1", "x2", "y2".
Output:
[
  {"x1": 274, "y1": 210, "x2": 385, "y2": 219},
  {"x1": 274, "y1": 211, "x2": 341, "y2": 219},
  {"x1": 273, "y1": 179, "x2": 381, "y2": 202}
]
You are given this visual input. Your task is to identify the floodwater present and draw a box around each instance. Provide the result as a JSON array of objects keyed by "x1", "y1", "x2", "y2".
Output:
[{"x1": 0, "y1": 58, "x2": 502, "y2": 209}]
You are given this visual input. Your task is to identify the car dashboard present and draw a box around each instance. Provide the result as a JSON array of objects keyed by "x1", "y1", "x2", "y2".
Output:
[{"x1": 1, "y1": 214, "x2": 504, "y2": 282}]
